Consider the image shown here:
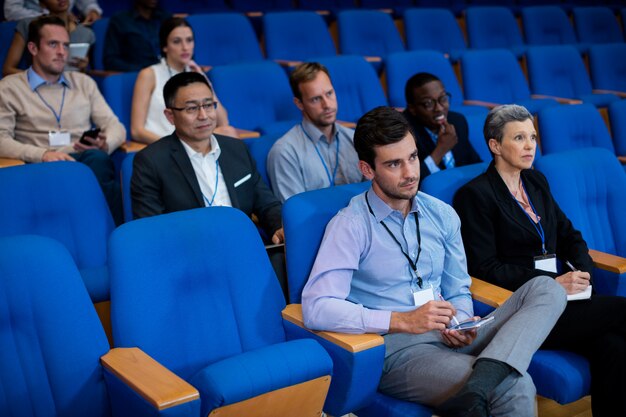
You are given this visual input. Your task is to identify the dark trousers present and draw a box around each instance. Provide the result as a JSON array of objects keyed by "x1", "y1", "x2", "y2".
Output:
[
  {"x1": 541, "y1": 295, "x2": 626, "y2": 416},
  {"x1": 71, "y1": 149, "x2": 123, "y2": 226}
]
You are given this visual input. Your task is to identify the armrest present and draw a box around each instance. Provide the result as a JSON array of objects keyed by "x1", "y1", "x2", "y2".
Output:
[
  {"x1": 233, "y1": 127, "x2": 260, "y2": 139},
  {"x1": 364, "y1": 56, "x2": 382, "y2": 63},
  {"x1": 470, "y1": 277, "x2": 513, "y2": 308},
  {"x1": 589, "y1": 249, "x2": 626, "y2": 274},
  {"x1": 274, "y1": 59, "x2": 303, "y2": 68},
  {"x1": 87, "y1": 69, "x2": 122, "y2": 77},
  {"x1": 282, "y1": 304, "x2": 383, "y2": 352},
  {"x1": 0, "y1": 158, "x2": 25, "y2": 168},
  {"x1": 101, "y1": 347, "x2": 199, "y2": 410},
  {"x1": 617, "y1": 156, "x2": 626, "y2": 164},
  {"x1": 119, "y1": 141, "x2": 147, "y2": 153},
  {"x1": 530, "y1": 94, "x2": 583, "y2": 105},
  {"x1": 592, "y1": 89, "x2": 626, "y2": 99},
  {"x1": 462, "y1": 99, "x2": 500, "y2": 109},
  {"x1": 337, "y1": 120, "x2": 356, "y2": 129}
]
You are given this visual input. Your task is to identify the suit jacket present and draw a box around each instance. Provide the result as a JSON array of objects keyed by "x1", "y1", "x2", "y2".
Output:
[
  {"x1": 453, "y1": 162, "x2": 594, "y2": 291},
  {"x1": 403, "y1": 110, "x2": 481, "y2": 179},
  {"x1": 131, "y1": 133, "x2": 282, "y2": 237}
]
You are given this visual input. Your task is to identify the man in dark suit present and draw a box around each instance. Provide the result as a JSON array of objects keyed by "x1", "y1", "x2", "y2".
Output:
[
  {"x1": 131, "y1": 71, "x2": 284, "y2": 245},
  {"x1": 403, "y1": 72, "x2": 481, "y2": 180}
]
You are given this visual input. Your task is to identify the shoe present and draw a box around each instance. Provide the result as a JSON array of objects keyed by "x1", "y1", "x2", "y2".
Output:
[{"x1": 434, "y1": 391, "x2": 489, "y2": 417}]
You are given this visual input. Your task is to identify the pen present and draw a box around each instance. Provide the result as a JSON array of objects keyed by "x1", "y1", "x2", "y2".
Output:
[
  {"x1": 438, "y1": 293, "x2": 460, "y2": 327},
  {"x1": 565, "y1": 260, "x2": 578, "y2": 272}
]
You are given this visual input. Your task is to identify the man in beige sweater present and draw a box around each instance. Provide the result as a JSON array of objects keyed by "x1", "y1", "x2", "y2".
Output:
[{"x1": 0, "y1": 15, "x2": 125, "y2": 223}]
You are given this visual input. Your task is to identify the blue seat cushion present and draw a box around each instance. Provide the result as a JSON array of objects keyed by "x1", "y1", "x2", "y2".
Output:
[
  {"x1": 528, "y1": 350, "x2": 590, "y2": 404},
  {"x1": 579, "y1": 93, "x2": 620, "y2": 108},
  {"x1": 189, "y1": 338, "x2": 332, "y2": 415},
  {"x1": 355, "y1": 391, "x2": 433, "y2": 417}
]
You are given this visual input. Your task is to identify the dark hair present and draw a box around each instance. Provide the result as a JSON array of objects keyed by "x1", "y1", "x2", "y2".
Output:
[
  {"x1": 354, "y1": 106, "x2": 415, "y2": 168},
  {"x1": 27, "y1": 15, "x2": 66, "y2": 47},
  {"x1": 163, "y1": 72, "x2": 212, "y2": 108},
  {"x1": 289, "y1": 62, "x2": 331, "y2": 100},
  {"x1": 484, "y1": 104, "x2": 534, "y2": 148},
  {"x1": 404, "y1": 72, "x2": 441, "y2": 106},
  {"x1": 159, "y1": 17, "x2": 193, "y2": 53}
]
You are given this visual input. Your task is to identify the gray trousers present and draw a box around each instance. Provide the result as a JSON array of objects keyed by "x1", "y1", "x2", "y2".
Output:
[{"x1": 378, "y1": 275, "x2": 567, "y2": 417}]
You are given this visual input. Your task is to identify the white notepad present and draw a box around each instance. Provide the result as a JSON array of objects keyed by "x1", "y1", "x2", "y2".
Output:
[{"x1": 567, "y1": 285, "x2": 592, "y2": 301}]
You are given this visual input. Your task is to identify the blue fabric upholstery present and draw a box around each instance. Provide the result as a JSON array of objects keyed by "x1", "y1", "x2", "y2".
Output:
[
  {"x1": 263, "y1": 11, "x2": 337, "y2": 61},
  {"x1": 121, "y1": 152, "x2": 135, "y2": 223},
  {"x1": 403, "y1": 8, "x2": 466, "y2": 62},
  {"x1": 187, "y1": 13, "x2": 263, "y2": 66},
  {"x1": 90, "y1": 17, "x2": 109, "y2": 70},
  {"x1": 537, "y1": 103, "x2": 615, "y2": 155},
  {"x1": 526, "y1": 45, "x2": 620, "y2": 107},
  {"x1": 609, "y1": 100, "x2": 626, "y2": 156},
  {"x1": 100, "y1": 71, "x2": 138, "y2": 136},
  {"x1": 528, "y1": 350, "x2": 591, "y2": 404},
  {"x1": 465, "y1": 6, "x2": 526, "y2": 57},
  {"x1": 317, "y1": 55, "x2": 388, "y2": 122},
  {"x1": 521, "y1": 6, "x2": 586, "y2": 53},
  {"x1": 0, "y1": 162, "x2": 114, "y2": 302},
  {"x1": 573, "y1": 6, "x2": 624, "y2": 45},
  {"x1": 243, "y1": 132, "x2": 282, "y2": 189},
  {"x1": 535, "y1": 147, "x2": 626, "y2": 296},
  {"x1": 109, "y1": 207, "x2": 332, "y2": 415},
  {"x1": 460, "y1": 49, "x2": 559, "y2": 114},
  {"x1": 209, "y1": 61, "x2": 301, "y2": 133},
  {"x1": 589, "y1": 43, "x2": 626, "y2": 93},
  {"x1": 420, "y1": 162, "x2": 489, "y2": 205},
  {"x1": 0, "y1": 235, "x2": 199, "y2": 417}
]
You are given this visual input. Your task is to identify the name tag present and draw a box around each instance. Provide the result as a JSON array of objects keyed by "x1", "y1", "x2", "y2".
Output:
[
  {"x1": 48, "y1": 130, "x2": 71, "y2": 147},
  {"x1": 534, "y1": 254, "x2": 557, "y2": 273},
  {"x1": 412, "y1": 285, "x2": 435, "y2": 307}
]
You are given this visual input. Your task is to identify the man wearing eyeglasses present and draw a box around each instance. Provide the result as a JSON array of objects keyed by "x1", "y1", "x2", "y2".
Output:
[
  {"x1": 403, "y1": 73, "x2": 481, "y2": 180},
  {"x1": 131, "y1": 71, "x2": 284, "y2": 246}
]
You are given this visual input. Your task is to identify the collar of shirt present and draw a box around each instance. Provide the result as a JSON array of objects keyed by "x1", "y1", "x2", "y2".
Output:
[
  {"x1": 179, "y1": 135, "x2": 221, "y2": 161},
  {"x1": 366, "y1": 187, "x2": 420, "y2": 223},
  {"x1": 425, "y1": 126, "x2": 438, "y2": 142},
  {"x1": 27, "y1": 67, "x2": 70, "y2": 91},
  {"x1": 301, "y1": 118, "x2": 337, "y2": 144}
]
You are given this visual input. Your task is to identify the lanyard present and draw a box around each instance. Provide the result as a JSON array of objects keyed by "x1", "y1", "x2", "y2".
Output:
[
  {"x1": 301, "y1": 123, "x2": 340, "y2": 186},
  {"x1": 365, "y1": 191, "x2": 423, "y2": 289},
  {"x1": 201, "y1": 158, "x2": 220, "y2": 207},
  {"x1": 511, "y1": 180, "x2": 547, "y2": 255},
  {"x1": 35, "y1": 85, "x2": 67, "y2": 130}
]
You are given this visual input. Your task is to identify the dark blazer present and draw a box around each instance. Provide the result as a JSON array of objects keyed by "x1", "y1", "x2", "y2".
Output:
[
  {"x1": 403, "y1": 109, "x2": 482, "y2": 179},
  {"x1": 453, "y1": 162, "x2": 594, "y2": 291},
  {"x1": 131, "y1": 133, "x2": 282, "y2": 237}
]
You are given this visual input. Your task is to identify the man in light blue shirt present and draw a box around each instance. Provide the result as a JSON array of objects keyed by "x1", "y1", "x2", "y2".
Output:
[
  {"x1": 267, "y1": 62, "x2": 363, "y2": 202},
  {"x1": 302, "y1": 106, "x2": 566, "y2": 417}
]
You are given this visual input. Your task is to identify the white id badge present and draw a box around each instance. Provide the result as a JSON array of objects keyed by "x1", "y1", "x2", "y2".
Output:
[
  {"x1": 534, "y1": 254, "x2": 557, "y2": 273},
  {"x1": 48, "y1": 131, "x2": 71, "y2": 147},
  {"x1": 412, "y1": 285, "x2": 435, "y2": 307}
]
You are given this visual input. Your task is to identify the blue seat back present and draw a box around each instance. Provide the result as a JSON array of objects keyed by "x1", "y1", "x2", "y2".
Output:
[
  {"x1": 337, "y1": 10, "x2": 405, "y2": 58},
  {"x1": 421, "y1": 162, "x2": 489, "y2": 205},
  {"x1": 521, "y1": 6, "x2": 578, "y2": 46},
  {"x1": 461, "y1": 49, "x2": 532, "y2": 103},
  {"x1": 159, "y1": 0, "x2": 228, "y2": 14},
  {"x1": 243, "y1": 133, "x2": 283, "y2": 190},
  {"x1": 527, "y1": 45, "x2": 593, "y2": 98},
  {"x1": 109, "y1": 207, "x2": 287, "y2": 379},
  {"x1": 465, "y1": 6, "x2": 525, "y2": 51},
  {"x1": 537, "y1": 103, "x2": 614, "y2": 155},
  {"x1": 230, "y1": 0, "x2": 293, "y2": 12},
  {"x1": 609, "y1": 100, "x2": 626, "y2": 156},
  {"x1": 0, "y1": 21, "x2": 18, "y2": 78},
  {"x1": 589, "y1": 43, "x2": 626, "y2": 92},
  {"x1": 0, "y1": 235, "x2": 110, "y2": 417},
  {"x1": 100, "y1": 71, "x2": 138, "y2": 136},
  {"x1": 263, "y1": 11, "x2": 337, "y2": 61},
  {"x1": 573, "y1": 6, "x2": 623, "y2": 44},
  {"x1": 317, "y1": 55, "x2": 388, "y2": 122},
  {"x1": 121, "y1": 152, "x2": 135, "y2": 223},
  {"x1": 283, "y1": 181, "x2": 371, "y2": 303},
  {"x1": 403, "y1": 8, "x2": 467, "y2": 59},
  {"x1": 209, "y1": 61, "x2": 300, "y2": 131},
  {"x1": 90, "y1": 17, "x2": 109, "y2": 70},
  {"x1": 187, "y1": 13, "x2": 264, "y2": 67},
  {"x1": 535, "y1": 148, "x2": 626, "y2": 257}
]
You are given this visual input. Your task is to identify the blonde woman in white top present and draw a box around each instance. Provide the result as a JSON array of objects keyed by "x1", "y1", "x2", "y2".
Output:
[{"x1": 131, "y1": 17, "x2": 233, "y2": 144}]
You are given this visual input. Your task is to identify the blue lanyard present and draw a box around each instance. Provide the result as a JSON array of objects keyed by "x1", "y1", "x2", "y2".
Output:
[
  {"x1": 301, "y1": 123, "x2": 340, "y2": 187},
  {"x1": 35, "y1": 85, "x2": 66, "y2": 130},
  {"x1": 201, "y1": 158, "x2": 220, "y2": 207},
  {"x1": 512, "y1": 180, "x2": 547, "y2": 254}
]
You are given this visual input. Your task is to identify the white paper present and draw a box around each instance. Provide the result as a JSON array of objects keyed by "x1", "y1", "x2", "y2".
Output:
[{"x1": 567, "y1": 285, "x2": 592, "y2": 301}]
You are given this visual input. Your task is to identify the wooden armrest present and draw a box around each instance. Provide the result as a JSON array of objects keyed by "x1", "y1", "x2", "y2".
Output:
[
  {"x1": 337, "y1": 120, "x2": 356, "y2": 129},
  {"x1": 282, "y1": 304, "x2": 384, "y2": 353},
  {"x1": 87, "y1": 69, "x2": 122, "y2": 77},
  {"x1": 377, "y1": 8, "x2": 393, "y2": 14},
  {"x1": 617, "y1": 156, "x2": 626, "y2": 164},
  {"x1": 470, "y1": 277, "x2": 512, "y2": 308},
  {"x1": 101, "y1": 347, "x2": 199, "y2": 410},
  {"x1": 365, "y1": 56, "x2": 382, "y2": 63},
  {"x1": 274, "y1": 59, "x2": 303, "y2": 68},
  {"x1": 462, "y1": 99, "x2": 500, "y2": 109},
  {"x1": 589, "y1": 249, "x2": 626, "y2": 274},
  {"x1": 530, "y1": 94, "x2": 583, "y2": 105},
  {"x1": 234, "y1": 128, "x2": 260, "y2": 139},
  {"x1": 120, "y1": 141, "x2": 147, "y2": 153},
  {"x1": 246, "y1": 11, "x2": 263, "y2": 17},
  {"x1": 315, "y1": 10, "x2": 330, "y2": 16},
  {"x1": 0, "y1": 158, "x2": 25, "y2": 168},
  {"x1": 592, "y1": 89, "x2": 626, "y2": 99}
]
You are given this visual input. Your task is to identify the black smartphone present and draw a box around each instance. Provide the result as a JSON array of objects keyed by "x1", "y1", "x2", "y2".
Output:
[{"x1": 79, "y1": 128, "x2": 101, "y2": 145}]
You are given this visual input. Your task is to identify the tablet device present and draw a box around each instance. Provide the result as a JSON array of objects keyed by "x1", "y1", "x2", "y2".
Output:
[
  {"x1": 448, "y1": 316, "x2": 495, "y2": 332},
  {"x1": 66, "y1": 43, "x2": 90, "y2": 71}
]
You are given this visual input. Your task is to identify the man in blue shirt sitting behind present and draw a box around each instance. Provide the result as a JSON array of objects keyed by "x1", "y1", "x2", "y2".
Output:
[{"x1": 302, "y1": 106, "x2": 566, "y2": 417}]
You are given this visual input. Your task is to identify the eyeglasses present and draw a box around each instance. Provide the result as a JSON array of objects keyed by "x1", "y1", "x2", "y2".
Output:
[
  {"x1": 169, "y1": 102, "x2": 217, "y2": 115},
  {"x1": 418, "y1": 92, "x2": 451, "y2": 111}
]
